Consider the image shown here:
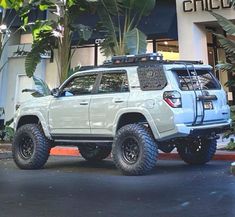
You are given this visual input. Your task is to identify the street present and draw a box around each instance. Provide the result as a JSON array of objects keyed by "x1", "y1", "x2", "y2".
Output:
[{"x1": 0, "y1": 157, "x2": 235, "y2": 217}]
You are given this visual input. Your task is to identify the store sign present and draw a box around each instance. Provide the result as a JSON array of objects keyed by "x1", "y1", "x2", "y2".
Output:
[{"x1": 183, "y1": 0, "x2": 232, "y2": 12}]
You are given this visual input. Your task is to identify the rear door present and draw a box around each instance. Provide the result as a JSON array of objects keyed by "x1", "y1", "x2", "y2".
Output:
[
  {"x1": 174, "y1": 68, "x2": 228, "y2": 125},
  {"x1": 90, "y1": 70, "x2": 130, "y2": 135}
]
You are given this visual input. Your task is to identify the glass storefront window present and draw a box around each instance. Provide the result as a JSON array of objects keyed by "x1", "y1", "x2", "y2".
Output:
[{"x1": 156, "y1": 40, "x2": 179, "y2": 60}]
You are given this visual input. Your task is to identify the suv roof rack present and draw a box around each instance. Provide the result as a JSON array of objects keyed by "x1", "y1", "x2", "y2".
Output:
[
  {"x1": 165, "y1": 60, "x2": 203, "y2": 65},
  {"x1": 103, "y1": 53, "x2": 203, "y2": 67},
  {"x1": 103, "y1": 53, "x2": 164, "y2": 66}
]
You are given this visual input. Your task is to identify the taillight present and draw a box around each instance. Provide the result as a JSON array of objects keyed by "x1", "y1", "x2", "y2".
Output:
[{"x1": 163, "y1": 91, "x2": 182, "y2": 108}]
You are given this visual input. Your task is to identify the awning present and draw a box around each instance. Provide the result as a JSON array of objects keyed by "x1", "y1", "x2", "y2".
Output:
[
  {"x1": 139, "y1": 0, "x2": 178, "y2": 40},
  {"x1": 73, "y1": 0, "x2": 178, "y2": 45}
]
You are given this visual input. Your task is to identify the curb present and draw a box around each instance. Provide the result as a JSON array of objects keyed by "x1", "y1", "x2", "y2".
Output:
[
  {"x1": 50, "y1": 146, "x2": 235, "y2": 161},
  {"x1": 0, "y1": 152, "x2": 12, "y2": 159},
  {"x1": 1, "y1": 144, "x2": 235, "y2": 161}
]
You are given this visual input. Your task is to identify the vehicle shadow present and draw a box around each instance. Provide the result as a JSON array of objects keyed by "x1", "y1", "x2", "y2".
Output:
[{"x1": 45, "y1": 156, "x2": 227, "y2": 176}]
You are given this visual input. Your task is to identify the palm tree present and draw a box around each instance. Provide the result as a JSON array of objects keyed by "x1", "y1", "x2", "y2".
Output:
[
  {"x1": 210, "y1": 11, "x2": 235, "y2": 87},
  {"x1": 0, "y1": 0, "x2": 95, "y2": 84},
  {"x1": 210, "y1": 5, "x2": 235, "y2": 142}
]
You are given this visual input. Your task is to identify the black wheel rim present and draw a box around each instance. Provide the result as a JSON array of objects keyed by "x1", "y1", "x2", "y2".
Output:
[
  {"x1": 19, "y1": 135, "x2": 34, "y2": 160},
  {"x1": 121, "y1": 137, "x2": 140, "y2": 164},
  {"x1": 185, "y1": 139, "x2": 203, "y2": 155},
  {"x1": 86, "y1": 144, "x2": 99, "y2": 153}
]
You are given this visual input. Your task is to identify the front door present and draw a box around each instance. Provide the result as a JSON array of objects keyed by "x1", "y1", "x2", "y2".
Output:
[{"x1": 49, "y1": 73, "x2": 98, "y2": 136}]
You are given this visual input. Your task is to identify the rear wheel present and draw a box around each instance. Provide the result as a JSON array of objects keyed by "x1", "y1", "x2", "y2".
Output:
[
  {"x1": 12, "y1": 124, "x2": 51, "y2": 169},
  {"x1": 79, "y1": 144, "x2": 111, "y2": 162},
  {"x1": 177, "y1": 138, "x2": 217, "y2": 165},
  {"x1": 112, "y1": 124, "x2": 158, "y2": 176}
]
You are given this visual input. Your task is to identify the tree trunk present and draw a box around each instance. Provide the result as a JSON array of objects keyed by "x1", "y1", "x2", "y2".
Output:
[{"x1": 59, "y1": 12, "x2": 71, "y2": 84}]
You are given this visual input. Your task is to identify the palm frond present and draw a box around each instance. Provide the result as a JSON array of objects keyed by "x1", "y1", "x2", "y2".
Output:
[
  {"x1": 97, "y1": 1, "x2": 120, "y2": 55},
  {"x1": 215, "y1": 34, "x2": 235, "y2": 56},
  {"x1": 25, "y1": 47, "x2": 41, "y2": 78},
  {"x1": 100, "y1": 36, "x2": 116, "y2": 57},
  {"x1": 25, "y1": 32, "x2": 55, "y2": 77},
  {"x1": 216, "y1": 63, "x2": 234, "y2": 71},
  {"x1": 225, "y1": 79, "x2": 235, "y2": 87},
  {"x1": 211, "y1": 12, "x2": 235, "y2": 36},
  {"x1": 228, "y1": 0, "x2": 235, "y2": 7}
]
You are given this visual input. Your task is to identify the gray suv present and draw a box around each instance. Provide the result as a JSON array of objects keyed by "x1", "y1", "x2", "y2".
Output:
[{"x1": 12, "y1": 53, "x2": 231, "y2": 175}]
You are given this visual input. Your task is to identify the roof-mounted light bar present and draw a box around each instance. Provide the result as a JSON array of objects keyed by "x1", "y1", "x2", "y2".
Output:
[{"x1": 104, "y1": 53, "x2": 163, "y2": 65}]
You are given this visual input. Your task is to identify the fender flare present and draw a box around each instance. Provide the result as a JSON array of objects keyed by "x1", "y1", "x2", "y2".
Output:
[
  {"x1": 112, "y1": 108, "x2": 160, "y2": 140},
  {"x1": 15, "y1": 111, "x2": 52, "y2": 140}
]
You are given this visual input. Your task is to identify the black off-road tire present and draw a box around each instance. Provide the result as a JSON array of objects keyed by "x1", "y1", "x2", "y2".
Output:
[
  {"x1": 79, "y1": 144, "x2": 112, "y2": 162},
  {"x1": 177, "y1": 138, "x2": 217, "y2": 165},
  {"x1": 112, "y1": 124, "x2": 158, "y2": 176},
  {"x1": 12, "y1": 124, "x2": 51, "y2": 169}
]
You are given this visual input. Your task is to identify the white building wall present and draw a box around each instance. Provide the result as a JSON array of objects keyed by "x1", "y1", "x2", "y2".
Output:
[
  {"x1": 0, "y1": 31, "x2": 21, "y2": 119},
  {"x1": 176, "y1": 0, "x2": 234, "y2": 63},
  {"x1": 4, "y1": 44, "x2": 46, "y2": 121}
]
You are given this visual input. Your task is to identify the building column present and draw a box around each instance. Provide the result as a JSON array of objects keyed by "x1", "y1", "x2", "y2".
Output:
[{"x1": 178, "y1": 22, "x2": 208, "y2": 64}]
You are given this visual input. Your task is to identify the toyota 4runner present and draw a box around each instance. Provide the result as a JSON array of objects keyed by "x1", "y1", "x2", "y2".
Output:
[{"x1": 12, "y1": 53, "x2": 231, "y2": 175}]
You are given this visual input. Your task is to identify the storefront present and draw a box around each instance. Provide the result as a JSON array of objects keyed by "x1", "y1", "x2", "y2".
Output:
[
  {"x1": 71, "y1": 0, "x2": 178, "y2": 66},
  {"x1": 176, "y1": 0, "x2": 234, "y2": 92},
  {"x1": 1, "y1": 0, "x2": 235, "y2": 121}
]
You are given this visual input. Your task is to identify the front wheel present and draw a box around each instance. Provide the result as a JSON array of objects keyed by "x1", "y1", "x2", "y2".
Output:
[
  {"x1": 177, "y1": 138, "x2": 217, "y2": 165},
  {"x1": 12, "y1": 124, "x2": 51, "y2": 169},
  {"x1": 112, "y1": 124, "x2": 158, "y2": 176}
]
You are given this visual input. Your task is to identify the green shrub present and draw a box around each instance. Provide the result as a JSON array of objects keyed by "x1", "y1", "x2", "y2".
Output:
[
  {"x1": 0, "y1": 119, "x2": 14, "y2": 142},
  {"x1": 226, "y1": 139, "x2": 235, "y2": 150}
]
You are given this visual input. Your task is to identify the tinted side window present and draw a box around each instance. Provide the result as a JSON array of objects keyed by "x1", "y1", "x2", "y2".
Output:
[
  {"x1": 98, "y1": 72, "x2": 129, "y2": 93},
  {"x1": 62, "y1": 74, "x2": 97, "y2": 96},
  {"x1": 137, "y1": 64, "x2": 167, "y2": 91}
]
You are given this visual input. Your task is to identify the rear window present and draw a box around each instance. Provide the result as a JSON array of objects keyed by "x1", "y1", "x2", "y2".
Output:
[{"x1": 174, "y1": 70, "x2": 220, "y2": 90}]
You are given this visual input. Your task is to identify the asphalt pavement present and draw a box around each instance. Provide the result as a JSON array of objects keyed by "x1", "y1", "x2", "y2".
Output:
[{"x1": 0, "y1": 157, "x2": 235, "y2": 217}]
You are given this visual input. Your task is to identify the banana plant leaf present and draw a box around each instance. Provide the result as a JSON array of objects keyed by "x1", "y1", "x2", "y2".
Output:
[
  {"x1": 0, "y1": 0, "x2": 24, "y2": 9},
  {"x1": 33, "y1": 76, "x2": 51, "y2": 96},
  {"x1": 124, "y1": 28, "x2": 147, "y2": 55}
]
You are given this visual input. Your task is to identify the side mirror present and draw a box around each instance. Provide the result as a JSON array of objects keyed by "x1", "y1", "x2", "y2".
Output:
[{"x1": 51, "y1": 88, "x2": 60, "y2": 97}]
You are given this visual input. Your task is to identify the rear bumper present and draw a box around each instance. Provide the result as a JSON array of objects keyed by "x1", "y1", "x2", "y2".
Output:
[
  {"x1": 189, "y1": 123, "x2": 231, "y2": 136},
  {"x1": 158, "y1": 119, "x2": 232, "y2": 141},
  {"x1": 178, "y1": 120, "x2": 232, "y2": 135}
]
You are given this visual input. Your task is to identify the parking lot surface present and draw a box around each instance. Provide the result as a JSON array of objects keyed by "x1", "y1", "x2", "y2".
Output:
[{"x1": 0, "y1": 157, "x2": 234, "y2": 217}]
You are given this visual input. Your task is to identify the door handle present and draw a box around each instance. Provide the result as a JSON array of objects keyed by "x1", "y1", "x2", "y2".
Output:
[
  {"x1": 80, "y1": 101, "x2": 89, "y2": 105},
  {"x1": 114, "y1": 99, "x2": 124, "y2": 103}
]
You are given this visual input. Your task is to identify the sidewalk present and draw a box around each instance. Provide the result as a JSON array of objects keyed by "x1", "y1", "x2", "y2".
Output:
[{"x1": 1, "y1": 139, "x2": 235, "y2": 161}]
